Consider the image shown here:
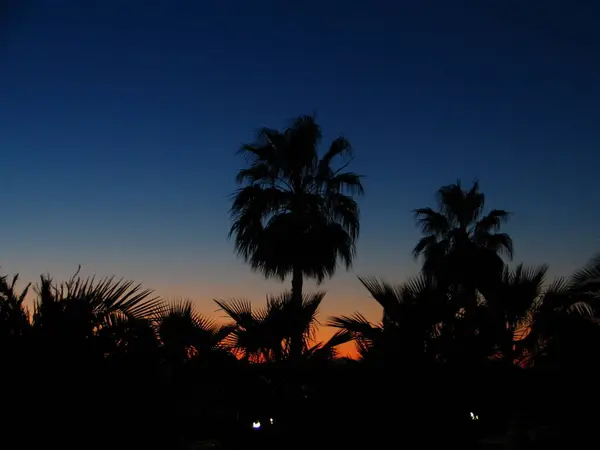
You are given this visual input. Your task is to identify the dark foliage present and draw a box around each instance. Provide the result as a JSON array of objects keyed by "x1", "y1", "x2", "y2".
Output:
[{"x1": 1, "y1": 169, "x2": 597, "y2": 449}]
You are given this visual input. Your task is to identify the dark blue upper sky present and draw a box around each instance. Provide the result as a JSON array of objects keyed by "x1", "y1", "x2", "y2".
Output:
[{"x1": 1, "y1": 1, "x2": 599, "y2": 317}]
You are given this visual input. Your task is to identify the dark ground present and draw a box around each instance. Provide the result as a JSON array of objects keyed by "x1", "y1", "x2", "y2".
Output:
[{"x1": 3, "y1": 361, "x2": 596, "y2": 450}]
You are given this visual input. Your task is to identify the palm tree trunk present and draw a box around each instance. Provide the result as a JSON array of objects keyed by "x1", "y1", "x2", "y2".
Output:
[{"x1": 290, "y1": 265, "x2": 303, "y2": 360}]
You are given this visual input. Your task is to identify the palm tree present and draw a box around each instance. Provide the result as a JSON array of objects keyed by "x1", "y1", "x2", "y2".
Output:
[
  {"x1": 523, "y1": 254, "x2": 600, "y2": 369},
  {"x1": 328, "y1": 275, "x2": 445, "y2": 365},
  {"x1": 154, "y1": 298, "x2": 233, "y2": 366},
  {"x1": 31, "y1": 267, "x2": 162, "y2": 362},
  {"x1": 215, "y1": 291, "x2": 349, "y2": 432},
  {"x1": 413, "y1": 181, "x2": 512, "y2": 290},
  {"x1": 500, "y1": 256, "x2": 600, "y2": 448},
  {"x1": 0, "y1": 273, "x2": 31, "y2": 344},
  {"x1": 488, "y1": 264, "x2": 548, "y2": 365},
  {"x1": 229, "y1": 115, "x2": 364, "y2": 358},
  {"x1": 23, "y1": 269, "x2": 168, "y2": 450},
  {"x1": 215, "y1": 291, "x2": 349, "y2": 363}
]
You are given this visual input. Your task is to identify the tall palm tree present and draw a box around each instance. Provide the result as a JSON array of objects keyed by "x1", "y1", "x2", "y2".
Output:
[
  {"x1": 229, "y1": 116, "x2": 363, "y2": 357},
  {"x1": 215, "y1": 291, "x2": 349, "y2": 363},
  {"x1": 413, "y1": 181, "x2": 512, "y2": 289}
]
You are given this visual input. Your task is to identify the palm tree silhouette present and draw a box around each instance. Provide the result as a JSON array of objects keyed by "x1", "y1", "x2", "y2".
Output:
[
  {"x1": 523, "y1": 254, "x2": 600, "y2": 369},
  {"x1": 20, "y1": 269, "x2": 168, "y2": 450},
  {"x1": 31, "y1": 268, "x2": 162, "y2": 363},
  {"x1": 412, "y1": 181, "x2": 513, "y2": 350},
  {"x1": 413, "y1": 181, "x2": 512, "y2": 290},
  {"x1": 0, "y1": 273, "x2": 31, "y2": 346},
  {"x1": 328, "y1": 275, "x2": 445, "y2": 365},
  {"x1": 155, "y1": 298, "x2": 233, "y2": 367},
  {"x1": 215, "y1": 291, "x2": 349, "y2": 363},
  {"x1": 487, "y1": 264, "x2": 548, "y2": 365},
  {"x1": 229, "y1": 115, "x2": 363, "y2": 359}
]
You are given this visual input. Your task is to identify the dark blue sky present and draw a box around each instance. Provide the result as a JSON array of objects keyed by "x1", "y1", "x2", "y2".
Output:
[{"x1": 1, "y1": 1, "x2": 599, "y2": 320}]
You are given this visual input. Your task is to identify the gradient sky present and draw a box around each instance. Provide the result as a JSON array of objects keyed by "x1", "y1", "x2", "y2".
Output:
[{"x1": 1, "y1": 1, "x2": 599, "y2": 340}]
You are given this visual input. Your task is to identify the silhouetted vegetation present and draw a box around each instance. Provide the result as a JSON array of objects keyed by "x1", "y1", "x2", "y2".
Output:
[
  {"x1": 2, "y1": 117, "x2": 598, "y2": 449},
  {"x1": 229, "y1": 115, "x2": 363, "y2": 360}
]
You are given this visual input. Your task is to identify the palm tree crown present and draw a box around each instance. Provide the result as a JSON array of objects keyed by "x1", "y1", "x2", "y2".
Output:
[
  {"x1": 523, "y1": 254, "x2": 600, "y2": 368},
  {"x1": 155, "y1": 298, "x2": 231, "y2": 365},
  {"x1": 31, "y1": 268, "x2": 161, "y2": 362},
  {"x1": 413, "y1": 181, "x2": 513, "y2": 279},
  {"x1": 215, "y1": 291, "x2": 349, "y2": 363},
  {"x1": 328, "y1": 275, "x2": 444, "y2": 365},
  {"x1": 229, "y1": 115, "x2": 364, "y2": 292}
]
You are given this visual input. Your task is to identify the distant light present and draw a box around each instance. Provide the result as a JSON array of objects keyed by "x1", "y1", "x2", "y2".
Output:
[
  {"x1": 470, "y1": 412, "x2": 479, "y2": 421},
  {"x1": 269, "y1": 418, "x2": 274, "y2": 424},
  {"x1": 252, "y1": 421, "x2": 261, "y2": 429}
]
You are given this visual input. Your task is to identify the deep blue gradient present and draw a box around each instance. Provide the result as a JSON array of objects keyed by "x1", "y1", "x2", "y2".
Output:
[{"x1": 1, "y1": 1, "x2": 599, "y2": 322}]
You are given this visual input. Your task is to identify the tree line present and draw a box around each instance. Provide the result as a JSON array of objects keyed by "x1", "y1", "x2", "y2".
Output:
[{"x1": 1, "y1": 115, "x2": 598, "y2": 449}]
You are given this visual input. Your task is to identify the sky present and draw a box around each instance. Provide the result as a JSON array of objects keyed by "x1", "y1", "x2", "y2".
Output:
[{"x1": 1, "y1": 1, "x2": 599, "y2": 346}]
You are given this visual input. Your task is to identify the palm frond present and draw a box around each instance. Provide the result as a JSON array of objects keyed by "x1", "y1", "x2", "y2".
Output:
[
  {"x1": 477, "y1": 232, "x2": 514, "y2": 260},
  {"x1": 475, "y1": 209, "x2": 511, "y2": 234},
  {"x1": 229, "y1": 185, "x2": 291, "y2": 225},
  {"x1": 413, "y1": 207, "x2": 451, "y2": 236},
  {"x1": 304, "y1": 329, "x2": 352, "y2": 360},
  {"x1": 0, "y1": 273, "x2": 31, "y2": 305},
  {"x1": 32, "y1": 270, "x2": 161, "y2": 325},
  {"x1": 327, "y1": 312, "x2": 380, "y2": 337},
  {"x1": 0, "y1": 271, "x2": 31, "y2": 336},
  {"x1": 567, "y1": 301, "x2": 595, "y2": 317},
  {"x1": 214, "y1": 323, "x2": 236, "y2": 346},
  {"x1": 326, "y1": 172, "x2": 364, "y2": 196},
  {"x1": 214, "y1": 297, "x2": 255, "y2": 325},
  {"x1": 54, "y1": 274, "x2": 162, "y2": 319},
  {"x1": 569, "y1": 253, "x2": 600, "y2": 292},
  {"x1": 235, "y1": 163, "x2": 277, "y2": 186},
  {"x1": 237, "y1": 128, "x2": 281, "y2": 163},
  {"x1": 358, "y1": 276, "x2": 406, "y2": 316},
  {"x1": 319, "y1": 136, "x2": 353, "y2": 171},
  {"x1": 544, "y1": 276, "x2": 570, "y2": 296},
  {"x1": 158, "y1": 298, "x2": 218, "y2": 333},
  {"x1": 412, "y1": 235, "x2": 438, "y2": 259}
]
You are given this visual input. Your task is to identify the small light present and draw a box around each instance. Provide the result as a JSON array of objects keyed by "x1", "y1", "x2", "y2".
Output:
[
  {"x1": 269, "y1": 418, "x2": 274, "y2": 424},
  {"x1": 252, "y1": 421, "x2": 261, "y2": 429}
]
